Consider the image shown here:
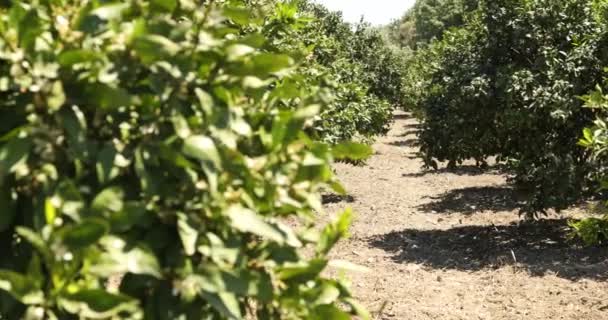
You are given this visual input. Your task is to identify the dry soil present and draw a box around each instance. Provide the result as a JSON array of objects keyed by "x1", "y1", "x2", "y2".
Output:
[{"x1": 323, "y1": 112, "x2": 608, "y2": 320}]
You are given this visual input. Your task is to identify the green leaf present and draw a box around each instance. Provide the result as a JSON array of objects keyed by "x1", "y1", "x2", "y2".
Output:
[
  {"x1": 230, "y1": 118, "x2": 252, "y2": 137},
  {"x1": 44, "y1": 197, "x2": 57, "y2": 225},
  {"x1": 47, "y1": 81, "x2": 66, "y2": 111},
  {"x1": 58, "y1": 50, "x2": 101, "y2": 66},
  {"x1": 16, "y1": 9, "x2": 43, "y2": 52},
  {"x1": 91, "y1": 187, "x2": 124, "y2": 215},
  {"x1": 15, "y1": 227, "x2": 53, "y2": 267},
  {"x1": 0, "y1": 270, "x2": 44, "y2": 305},
  {"x1": 172, "y1": 114, "x2": 192, "y2": 139},
  {"x1": 134, "y1": 147, "x2": 159, "y2": 195},
  {"x1": 60, "y1": 106, "x2": 88, "y2": 160},
  {"x1": 198, "y1": 233, "x2": 240, "y2": 266},
  {"x1": 311, "y1": 305, "x2": 350, "y2": 320},
  {"x1": 108, "y1": 202, "x2": 146, "y2": 232},
  {"x1": 226, "y1": 44, "x2": 255, "y2": 60},
  {"x1": 178, "y1": 213, "x2": 199, "y2": 256},
  {"x1": 90, "y1": 236, "x2": 162, "y2": 278},
  {"x1": 55, "y1": 180, "x2": 85, "y2": 222},
  {"x1": 83, "y1": 83, "x2": 131, "y2": 111},
  {"x1": 314, "y1": 284, "x2": 340, "y2": 305},
  {"x1": 0, "y1": 127, "x2": 26, "y2": 143},
  {"x1": 223, "y1": 7, "x2": 252, "y2": 25},
  {"x1": 331, "y1": 142, "x2": 374, "y2": 161},
  {"x1": 151, "y1": 0, "x2": 177, "y2": 12},
  {"x1": 294, "y1": 104, "x2": 320, "y2": 120},
  {"x1": 237, "y1": 33, "x2": 266, "y2": 48},
  {"x1": 239, "y1": 271, "x2": 273, "y2": 302},
  {"x1": 59, "y1": 290, "x2": 139, "y2": 319},
  {"x1": 0, "y1": 137, "x2": 32, "y2": 184},
  {"x1": 242, "y1": 76, "x2": 267, "y2": 89},
  {"x1": 199, "y1": 291, "x2": 242, "y2": 320},
  {"x1": 182, "y1": 135, "x2": 222, "y2": 168},
  {"x1": 199, "y1": 267, "x2": 273, "y2": 302},
  {"x1": 582, "y1": 128, "x2": 593, "y2": 143},
  {"x1": 251, "y1": 53, "x2": 293, "y2": 75},
  {"x1": 317, "y1": 208, "x2": 352, "y2": 255},
  {"x1": 158, "y1": 144, "x2": 196, "y2": 169},
  {"x1": 90, "y1": 3, "x2": 129, "y2": 21},
  {"x1": 330, "y1": 181, "x2": 347, "y2": 196},
  {"x1": 227, "y1": 206, "x2": 287, "y2": 244},
  {"x1": 345, "y1": 298, "x2": 371, "y2": 320},
  {"x1": 132, "y1": 35, "x2": 181, "y2": 64},
  {"x1": 195, "y1": 88, "x2": 214, "y2": 116},
  {"x1": 270, "y1": 105, "x2": 319, "y2": 150},
  {"x1": 96, "y1": 145, "x2": 120, "y2": 184},
  {"x1": 61, "y1": 218, "x2": 109, "y2": 249},
  {"x1": 26, "y1": 254, "x2": 44, "y2": 289},
  {"x1": 278, "y1": 259, "x2": 327, "y2": 283}
]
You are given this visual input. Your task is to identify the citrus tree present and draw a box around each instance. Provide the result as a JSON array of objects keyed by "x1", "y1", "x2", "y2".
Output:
[
  {"x1": 294, "y1": 1, "x2": 406, "y2": 144},
  {"x1": 0, "y1": 0, "x2": 370, "y2": 319},
  {"x1": 402, "y1": 0, "x2": 608, "y2": 215},
  {"x1": 573, "y1": 84, "x2": 608, "y2": 245}
]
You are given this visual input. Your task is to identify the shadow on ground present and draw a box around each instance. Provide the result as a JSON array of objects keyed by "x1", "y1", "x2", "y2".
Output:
[
  {"x1": 417, "y1": 186, "x2": 519, "y2": 214},
  {"x1": 388, "y1": 139, "x2": 418, "y2": 147},
  {"x1": 402, "y1": 165, "x2": 500, "y2": 178},
  {"x1": 393, "y1": 113, "x2": 414, "y2": 120},
  {"x1": 397, "y1": 129, "x2": 419, "y2": 137},
  {"x1": 322, "y1": 193, "x2": 355, "y2": 204},
  {"x1": 401, "y1": 123, "x2": 421, "y2": 130},
  {"x1": 368, "y1": 219, "x2": 608, "y2": 280}
]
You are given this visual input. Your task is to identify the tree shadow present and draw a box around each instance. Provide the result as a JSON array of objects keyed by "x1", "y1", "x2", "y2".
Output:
[
  {"x1": 387, "y1": 139, "x2": 418, "y2": 147},
  {"x1": 322, "y1": 193, "x2": 355, "y2": 204},
  {"x1": 417, "y1": 186, "x2": 520, "y2": 214},
  {"x1": 368, "y1": 219, "x2": 608, "y2": 280},
  {"x1": 402, "y1": 165, "x2": 499, "y2": 178},
  {"x1": 393, "y1": 113, "x2": 414, "y2": 120},
  {"x1": 401, "y1": 122, "x2": 421, "y2": 130},
  {"x1": 397, "y1": 129, "x2": 419, "y2": 137}
]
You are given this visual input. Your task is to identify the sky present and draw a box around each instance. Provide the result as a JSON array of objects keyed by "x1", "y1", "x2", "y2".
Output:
[{"x1": 314, "y1": 0, "x2": 416, "y2": 25}]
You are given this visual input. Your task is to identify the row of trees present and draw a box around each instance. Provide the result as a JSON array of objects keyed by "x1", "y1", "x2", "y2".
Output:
[
  {"x1": 298, "y1": 2, "x2": 406, "y2": 144},
  {"x1": 0, "y1": 0, "x2": 404, "y2": 319},
  {"x1": 392, "y1": 0, "x2": 608, "y2": 241}
]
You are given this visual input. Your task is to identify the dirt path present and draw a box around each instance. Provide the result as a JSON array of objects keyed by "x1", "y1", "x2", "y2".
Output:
[{"x1": 324, "y1": 112, "x2": 608, "y2": 320}]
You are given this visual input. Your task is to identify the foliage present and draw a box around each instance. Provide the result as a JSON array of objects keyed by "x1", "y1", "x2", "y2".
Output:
[
  {"x1": 0, "y1": 0, "x2": 373, "y2": 319},
  {"x1": 413, "y1": 19, "x2": 499, "y2": 168},
  {"x1": 295, "y1": 2, "x2": 405, "y2": 144},
  {"x1": 572, "y1": 84, "x2": 608, "y2": 245},
  {"x1": 385, "y1": 0, "x2": 479, "y2": 49},
  {"x1": 402, "y1": 0, "x2": 608, "y2": 215},
  {"x1": 301, "y1": 2, "x2": 405, "y2": 104},
  {"x1": 570, "y1": 215, "x2": 608, "y2": 245}
]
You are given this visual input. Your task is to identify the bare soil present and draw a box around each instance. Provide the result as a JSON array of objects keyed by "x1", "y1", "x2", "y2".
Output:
[{"x1": 324, "y1": 112, "x2": 608, "y2": 320}]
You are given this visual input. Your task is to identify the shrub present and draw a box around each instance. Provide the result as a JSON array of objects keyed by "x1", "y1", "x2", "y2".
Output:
[
  {"x1": 385, "y1": 0, "x2": 479, "y2": 49},
  {"x1": 0, "y1": 1, "x2": 368, "y2": 319},
  {"x1": 404, "y1": 0, "x2": 608, "y2": 214},
  {"x1": 572, "y1": 84, "x2": 608, "y2": 245},
  {"x1": 296, "y1": 2, "x2": 403, "y2": 143}
]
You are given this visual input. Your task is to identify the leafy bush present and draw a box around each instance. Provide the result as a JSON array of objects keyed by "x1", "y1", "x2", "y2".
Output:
[
  {"x1": 572, "y1": 84, "x2": 608, "y2": 245},
  {"x1": 385, "y1": 0, "x2": 479, "y2": 49},
  {"x1": 403, "y1": 0, "x2": 608, "y2": 214},
  {"x1": 295, "y1": 2, "x2": 404, "y2": 144},
  {"x1": 412, "y1": 19, "x2": 499, "y2": 168},
  {"x1": 0, "y1": 1, "x2": 370, "y2": 319}
]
